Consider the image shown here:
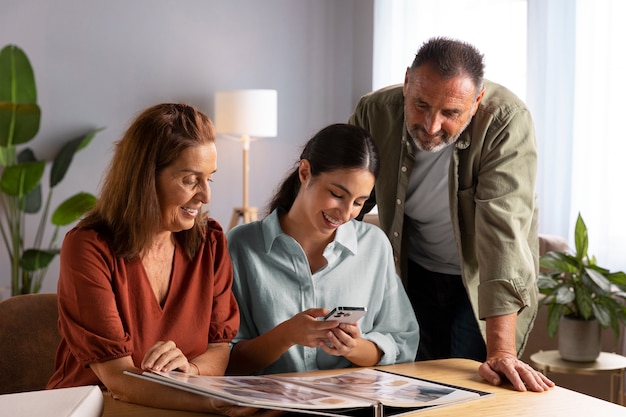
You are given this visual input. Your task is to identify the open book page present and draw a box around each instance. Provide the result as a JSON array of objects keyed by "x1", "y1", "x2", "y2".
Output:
[
  {"x1": 271, "y1": 368, "x2": 481, "y2": 407},
  {"x1": 144, "y1": 371, "x2": 376, "y2": 410}
]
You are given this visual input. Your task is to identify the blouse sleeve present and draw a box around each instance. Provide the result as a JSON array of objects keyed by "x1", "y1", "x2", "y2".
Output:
[
  {"x1": 56, "y1": 228, "x2": 132, "y2": 366},
  {"x1": 206, "y1": 221, "x2": 240, "y2": 342}
]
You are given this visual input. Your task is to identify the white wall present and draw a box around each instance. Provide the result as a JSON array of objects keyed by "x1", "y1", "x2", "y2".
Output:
[{"x1": 0, "y1": 0, "x2": 374, "y2": 295}]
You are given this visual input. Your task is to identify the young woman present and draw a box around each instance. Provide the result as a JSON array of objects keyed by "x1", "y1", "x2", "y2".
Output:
[{"x1": 226, "y1": 123, "x2": 419, "y2": 375}]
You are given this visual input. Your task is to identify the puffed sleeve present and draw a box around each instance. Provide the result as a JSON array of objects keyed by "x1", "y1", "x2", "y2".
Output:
[
  {"x1": 206, "y1": 220, "x2": 240, "y2": 342},
  {"x1": 56, "y1": 228, "x2": 132, "y2": 366}
]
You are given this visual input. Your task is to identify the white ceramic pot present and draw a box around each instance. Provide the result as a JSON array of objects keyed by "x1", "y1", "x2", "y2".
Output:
[{"x1": 558, "y1": 315, "x2": 601, "y2": 362}]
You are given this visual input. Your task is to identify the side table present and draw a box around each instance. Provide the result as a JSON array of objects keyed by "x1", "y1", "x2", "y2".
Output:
[{"x1": 530, "y1": 350, "x2": 626, "y2": 405}]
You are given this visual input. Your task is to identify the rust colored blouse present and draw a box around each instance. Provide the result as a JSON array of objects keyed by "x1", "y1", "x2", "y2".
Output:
[{"x1": 47, "y1": 220, "x2": 239, "y2": 389}]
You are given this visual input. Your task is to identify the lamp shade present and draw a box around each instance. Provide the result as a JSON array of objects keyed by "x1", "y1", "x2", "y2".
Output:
[{"x1": 214, "y1": 89, "x2": 278, "y2": 138}]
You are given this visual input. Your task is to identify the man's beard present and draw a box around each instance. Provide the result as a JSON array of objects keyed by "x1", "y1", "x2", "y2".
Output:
[{"x1": 407, "y1": 116, "x2": 472, "y2": 152}]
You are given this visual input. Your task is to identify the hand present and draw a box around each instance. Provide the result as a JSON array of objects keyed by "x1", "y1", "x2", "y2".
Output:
[
  {"x1": 478, "y1": 352, "x2": 555, "y2": 392},
  {"x1": 319, "y1": 323, "x2": 361, "y2": 357},
  {"x1": 141, "y1": 340, "x2": 192, "y2": 373},
  {"x1": 278, "y1": 308, "x2": 340, "y2": 348}
]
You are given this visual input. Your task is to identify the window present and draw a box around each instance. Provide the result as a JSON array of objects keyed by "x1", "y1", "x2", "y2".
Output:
[
  {"x1": 373, "y1": 0, "x2": 626, "y2": 272},
  {"x1": 373, "y1": 0, "x2": 527, "y2": 99}
]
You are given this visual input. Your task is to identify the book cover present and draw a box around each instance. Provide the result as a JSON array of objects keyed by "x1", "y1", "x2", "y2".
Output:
[{"x1": 0, "y1": 385, "x2": 103, "y2": 417}]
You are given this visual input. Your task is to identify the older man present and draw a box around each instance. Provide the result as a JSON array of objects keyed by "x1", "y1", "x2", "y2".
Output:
[{"x1": 350, "y1": 37, "x2": 554, "y2": 392}]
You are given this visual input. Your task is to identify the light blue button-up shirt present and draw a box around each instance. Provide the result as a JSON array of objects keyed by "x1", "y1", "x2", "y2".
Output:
[{"x1": 226, "y1": 209, "x2": 419, "y2": 375}]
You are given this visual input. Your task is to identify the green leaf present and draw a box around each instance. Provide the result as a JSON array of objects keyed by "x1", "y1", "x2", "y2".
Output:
[
  {"x1": 537, "y1": 274, "x2": 559, "y2": 290},
  {"x1": 20, "y1": 248, "x2": 59, "y2": 272},
  {"x1": 546, "y1": 304, "x2": 565, "y2": 338},
  {"x1": 585, "y1": 267, "x2": 612, "y2": 293},
  {"x1": 17, "y1": 148, "x2": 42, "y2": 213},
  {"x1": 591, "y1": 303, "x2": 611, "y2": 327},
  {"x1": 23, "y1": 182, "x2": 42, "y2": 213},
  {"x1": 539, "y1": 251, "x2": 578, "y2": 273},
  {"x1": 50, "y1": 128, "x2": 103, "y2": 188},
  {"x1": 51, "y1": 192, "x2": 97, "y2": 226},
  {"x1": 0, "y1": 160, "x2": 45, "y2": 197},
  {"x1": 0, "y1": 145, "x2": 12, "y2": 166},
  {"x1": 574, "y1": 213, "x2": 588, "y2": 262},
  {"x1": 554, "y1": 286, "x2": 575, "y2": 304},
  {"x1": 0, "y1": 45, "x2": 40, "y2": 146},
  {"x1": 574, "y1": 285, "x2": 594, "y2": 319},
  {"x1": 607, "y1": 271, "x2": 626, "y2": 286},
  {"x1": 0, "y1": 45, "x2": 37, "y2": 103},
  {"x1": 0, "y1": 102, "x2": 41, "y2": 146}
]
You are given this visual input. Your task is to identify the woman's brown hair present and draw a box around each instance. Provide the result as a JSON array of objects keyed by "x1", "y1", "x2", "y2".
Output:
[{"x1": 79, "y1": 103, "x2": 216, "y2": 260}]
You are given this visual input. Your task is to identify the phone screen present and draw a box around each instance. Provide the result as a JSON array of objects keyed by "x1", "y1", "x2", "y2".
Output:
[{"x1": 322, "y1": 307, "x2": 367, "y2": 323}]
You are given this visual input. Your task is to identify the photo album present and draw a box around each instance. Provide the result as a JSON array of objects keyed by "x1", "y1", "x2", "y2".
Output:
[{"x1": 125, "y1": 367, "x2": 491, "y2": 417}]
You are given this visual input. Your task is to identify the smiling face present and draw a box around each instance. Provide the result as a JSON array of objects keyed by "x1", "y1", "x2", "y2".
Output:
[
  {"x1": 403, "y1": 63, "x2": 484, "y2": 152},
  {"x1": 156, "y1": 143, "x2": 217, "y2": 233},
  {"x1": 294, "y1": 160, "x2": 375, "y2": 236}
]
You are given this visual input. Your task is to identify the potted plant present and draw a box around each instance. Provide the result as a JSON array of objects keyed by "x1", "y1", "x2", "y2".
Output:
[
  {"x1": 538, "y1": 213, "x2": 626, "y2": 361},
  {"x1": 0, "y1": 44, "x2": 102, "y2": 295}
]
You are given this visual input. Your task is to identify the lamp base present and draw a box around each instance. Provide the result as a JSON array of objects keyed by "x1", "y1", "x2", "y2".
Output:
[{"x1": 228, "y1": 207, "x2": 259, "y2": 230}]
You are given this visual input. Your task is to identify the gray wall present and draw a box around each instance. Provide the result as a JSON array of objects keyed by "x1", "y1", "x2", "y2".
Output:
[{"x1": 0, "y1": 0, "x2": 374, "y2": 295}]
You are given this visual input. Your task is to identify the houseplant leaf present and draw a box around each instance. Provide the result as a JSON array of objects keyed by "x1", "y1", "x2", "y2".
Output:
[
  {"x1": 0, "y1": 160, "x2": 45, "y2": 197},
  {"x1": 20, "y1": 248, "x2": 59, "y2": 272},
  {"x1": 50, "y1": 128, "x2": 103, "y2": 188},
  {"x1": 0, "y1": 103, "x2": 41, "y2": 146},
  {"x1": 607, "y1": 271, "x2": 626, "y2": 286},
  {"x1": 0, "y1": 45, "x2": 40, "y2": 146},
  {"x1": 0, "y1": 45, "x2": 37, "y2": 103},
  {"x1": 17, "y1": 148, "x2": 42, "y2": 213},
  {"x1": 51, "y1": 192, "x2": 97, "y2": 226},
  {"x1": 591, "y1": 303, "x2": 611, "y2": 328},
  {"x1": 537, "y1": 274, "x2": 559, "y2": 290},
  {"x1": 574, "y1": 213, "x2": 588, "y2": 262},
  {"x1": 554, "y1": 286, "x2": 576, "y2": 305},
  {"x1": 546, "y1": 303, "x2": 565, "y2": 338},
  {"x1": 574, "y1": 285, "x2": 594, "y2": 319},
  {"x1": 540, "y1": 251, "x2": 577, "y2": 273},
  {"x1": 585, "y1": 267, "x2": 612, "y2": 293}
]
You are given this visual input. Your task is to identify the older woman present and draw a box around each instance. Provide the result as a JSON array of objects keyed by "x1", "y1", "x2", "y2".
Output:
[{"x1": 47, "y1": 103, "x2": 251, "y2": 416}]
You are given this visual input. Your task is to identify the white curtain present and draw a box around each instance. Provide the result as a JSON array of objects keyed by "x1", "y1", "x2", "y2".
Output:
[
  {"x1": 373, "y1": 0, "x2": 527, "y2": 98},
  {"x1": 569, "y1": 0, "x2": 626, "y2": 271},
  {"x1": 529, "y1": 0, "x2": 626, "y2": 271},
  {"x1": 374, "y1": 0, "x2": 626, "y2": 273},
  {"x1": 526, "y1": 0, "x2": 576, "y2": 239}
]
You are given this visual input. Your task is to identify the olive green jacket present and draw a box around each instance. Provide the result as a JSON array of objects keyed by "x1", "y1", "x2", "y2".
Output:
[{"x1": 349, "y1": 80, "x2": 539, "y2": 355}]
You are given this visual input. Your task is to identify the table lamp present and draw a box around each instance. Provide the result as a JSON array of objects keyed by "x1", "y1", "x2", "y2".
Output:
[{"x1": 214, "y1": 89, "x2": 278, "y2": 229}]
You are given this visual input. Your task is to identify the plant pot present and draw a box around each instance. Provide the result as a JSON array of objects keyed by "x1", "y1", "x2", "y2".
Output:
[{"x1": 558, "y1": 315, "x2": 601, "y2": 362}]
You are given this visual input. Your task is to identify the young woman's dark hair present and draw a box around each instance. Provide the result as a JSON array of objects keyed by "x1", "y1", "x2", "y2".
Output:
[
  {"x1": 79, "y1": 103, "x2": 215, "y2": 260},
  {"x1": 267, "y1": 123, "x2": 379, "y2": 214}
]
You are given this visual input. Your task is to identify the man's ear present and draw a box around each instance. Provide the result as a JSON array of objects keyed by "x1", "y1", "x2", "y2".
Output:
[
  {"x1": 472, "y1": 86, "x2": 486, "y2": 115},
  {"x1": 403, "y1": 67, "x2": 410, "y2": 96},
  {"x1": 298, "y1": 159, "x2": 312, "y2": 185}
]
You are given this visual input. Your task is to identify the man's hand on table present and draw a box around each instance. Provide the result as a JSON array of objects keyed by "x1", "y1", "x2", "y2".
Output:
[{"x1": 479, "y1": 353, "x2": 555, "y2": 392}]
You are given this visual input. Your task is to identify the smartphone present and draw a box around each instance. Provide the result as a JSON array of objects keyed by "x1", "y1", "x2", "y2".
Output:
[{"x1": 321, "y1": 307, "x2": 367, "y2": 323}]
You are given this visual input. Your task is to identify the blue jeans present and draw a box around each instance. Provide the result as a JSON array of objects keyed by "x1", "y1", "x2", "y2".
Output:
[{"x1": 406, "y1": 259, "x2": 486, "y2": 362}]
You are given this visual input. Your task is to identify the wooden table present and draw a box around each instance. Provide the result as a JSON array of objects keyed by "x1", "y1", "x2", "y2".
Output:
[
  {"x1": 102, "y1": 358, "x2": 626, "y2": 416},
  {"x1": 530, "y1": 350, "x2": 626, "y2": 405}
]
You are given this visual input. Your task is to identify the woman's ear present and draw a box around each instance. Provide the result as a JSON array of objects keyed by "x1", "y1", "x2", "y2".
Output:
[{"x1": 298, "y1": 159, "x2": 312, "y2": 185}]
